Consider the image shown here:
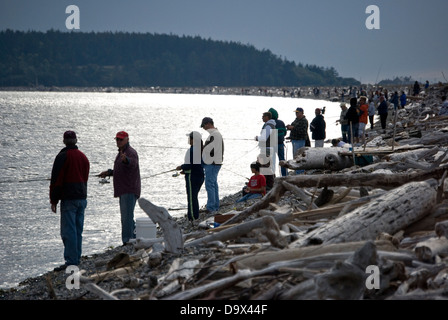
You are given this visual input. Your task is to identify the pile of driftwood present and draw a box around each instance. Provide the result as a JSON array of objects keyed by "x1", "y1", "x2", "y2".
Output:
[{"x1": 77, "y1": 85, "x2": 448, "y2": 300}]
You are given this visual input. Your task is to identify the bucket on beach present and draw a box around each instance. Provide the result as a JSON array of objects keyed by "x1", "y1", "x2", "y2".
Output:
[{"x1": 135, "y1": 217, "x2": 157, "y2": 239}]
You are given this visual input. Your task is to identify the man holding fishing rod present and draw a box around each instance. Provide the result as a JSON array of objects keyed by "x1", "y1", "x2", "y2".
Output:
[{"x1": 99, "y1": 131, "x2": 141, "y2": 245}]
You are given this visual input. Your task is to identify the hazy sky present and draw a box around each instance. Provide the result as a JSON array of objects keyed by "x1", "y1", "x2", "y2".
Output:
[{"x1": 1, "y1": 0, "x2": 447, "y2": 84}]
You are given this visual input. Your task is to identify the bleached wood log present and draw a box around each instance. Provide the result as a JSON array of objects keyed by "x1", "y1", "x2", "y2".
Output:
[
  {"x1": 277, "y1": 241, "x2": 378, "y2": 300},
  {"x1": 280, "y1": 147, "x2": 352, "y2": 171},
  {"x1": 414, "y1": 237, "x2": 448, "y2": 262},
  {"x1": 404, "y1": 203, "x2": 448, "y2": 235},
  {"x1": 164, "y1": 267, "x2": 279, "y2": 300},
  {"x1": 282, "y1": 166, "x2": 448, "y2": 190},
  {"x1": 185, "y1": 213, "x2": 292, "y2": 248},
  {"x1": 138, "y1": 197, "x2": 183, "y2": 254},
  {"x1": 290, "y1": 179, "x2": 439, "y2": 248},
  {"x1": 261, "y1": 215, "x2": 289, "y2": 249},
  {"x1": 393, "y1": 264, "x2": 447, "y2": 297},
  {"x1": 281, "y1": 181, "x2": 318, "y2": 209},
  {"x1": 235, "y1": 240, "x2": 397, "y2": 270},
  {"x1": 436, "y1": 220, "x2": 448, "y2": 239},
  {"x1": 132, "y1": 237, "x2": 164, "y2": 250},
  {"x1": 226, "y1": 165, "x2": 446, "y2": 226},
  {"x1": 84, "y1": 283, "x2": 119, "y2": 300}
]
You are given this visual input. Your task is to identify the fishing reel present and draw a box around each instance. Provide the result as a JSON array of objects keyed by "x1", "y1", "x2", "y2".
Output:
[{"x1": 99, "y1": 176, "x2": 110, "y2": 184}]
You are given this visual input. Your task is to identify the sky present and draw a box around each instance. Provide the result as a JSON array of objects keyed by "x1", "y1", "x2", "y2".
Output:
[{"x1": 1, "y1": 0, "x2": 447, "y2": 84}]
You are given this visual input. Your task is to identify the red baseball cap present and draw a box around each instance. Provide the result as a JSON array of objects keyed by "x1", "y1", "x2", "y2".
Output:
[{"x1": 115, "y1": 131, "x2": 129, "y2": 139}]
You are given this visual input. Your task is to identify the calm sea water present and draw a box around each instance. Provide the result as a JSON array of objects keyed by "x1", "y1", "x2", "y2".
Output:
[{"x1": 0, "y1": 91, "x2": 341, "y2": 289}]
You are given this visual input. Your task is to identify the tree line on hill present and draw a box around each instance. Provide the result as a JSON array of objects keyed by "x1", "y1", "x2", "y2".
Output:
[{"x1": 0, "y1": 30, "x2": 360, "y2": 88}]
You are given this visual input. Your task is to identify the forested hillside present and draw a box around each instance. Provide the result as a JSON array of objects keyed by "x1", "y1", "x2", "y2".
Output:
[{"x1": 0, "y1": 30, "x2": 360, "y2": 87}]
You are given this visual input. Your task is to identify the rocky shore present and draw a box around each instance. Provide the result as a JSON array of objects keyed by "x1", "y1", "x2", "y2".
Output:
[{"x1": 1, "y1": 82, "x2": 448, "y2": 301}]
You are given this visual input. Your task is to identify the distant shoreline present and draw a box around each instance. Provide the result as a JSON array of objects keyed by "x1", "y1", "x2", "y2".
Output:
[{"x1": 0, "y1": 84, "x2": 416, "y2": 102}]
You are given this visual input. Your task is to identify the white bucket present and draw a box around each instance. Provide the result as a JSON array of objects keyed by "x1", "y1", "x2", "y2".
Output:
[{"x1": 135, "y1": 217, "x2": 157, "y2": 239}]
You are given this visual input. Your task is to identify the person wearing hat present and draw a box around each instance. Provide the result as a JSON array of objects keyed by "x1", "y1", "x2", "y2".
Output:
[
  {"x1": 310, "y1": 108, "x2": 326, "y2": 147},
  {"x1": 200, "y1": 117, "x2": 224, "y2": 215},
  {"x1": 50, "y1": 131, "x2": 90, "y2": 271},
  {"x1": 336, "y1": 103, "x2": 349, "y2": 143},
  {"x1": 176, "y1": 131, "x2": 204, "y2": 224},
  {"x1": 99, "y1": 131, "x2": 141, "y2": 245},
  {"x1": 268, "y1": 108, "x2": 287, "y2": 176},
  {"x1": 286, "y1": 108, "x2": 309, "y2": 173}
]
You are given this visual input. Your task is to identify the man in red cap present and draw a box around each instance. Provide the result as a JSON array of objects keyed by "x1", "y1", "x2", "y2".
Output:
[
  {"x1": 100, "y1": 131, "x2": 141, "y2": 245},
  {"x1": 50, "y1": 131, "x2": 90, "y2": 271}
]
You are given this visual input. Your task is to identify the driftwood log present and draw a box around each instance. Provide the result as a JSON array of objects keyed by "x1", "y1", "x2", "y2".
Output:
[
  {"x1": 280, "y1": 147, "x2": 353, "y2": 171},
  {"x1": 138, "y1": 197, "x2": 183, "y2": 254},
  {"x1": 185, "y1": 213, "x2": 292, "y2": 248},
  {"x1": 290, "y1": 179, "x2": 439, "y2": 247},
  {"x1": 224, "y1": 165, "x2": 448, "y2": 226}
]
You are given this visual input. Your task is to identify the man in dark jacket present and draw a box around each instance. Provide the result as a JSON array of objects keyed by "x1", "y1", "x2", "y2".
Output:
[
  {"x1": 310, "y1": 108, "x2": 326, "y2": 147},
  {"x1": 377, "y1": 95, "x2": 389, "y2": 133},
  {"x1": 100, "y1": 131, "x2": 141, "y2": 245},
  {"x1": 50, "y1": 131, "x2": 90, "y2": 271},
  {"x1": 268, "y1": 108, "x2": 287, "y2": 176},
  {"x1": 345, "y1": 98, "x2": 360, "y2": 144},
  {"x1": 176, "y1": 131, "x2": 204, "y2": 224}
]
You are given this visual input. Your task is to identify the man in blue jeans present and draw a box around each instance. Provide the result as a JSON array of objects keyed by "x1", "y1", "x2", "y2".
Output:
[
  {"x1": 50, "y1": 131, "x2": 90, "y2": 271},
  {"x1": 100, "y1": 131, "x2": 141, "y2": 245},
  {"x1": 286, "y1": 108, "x2": 309, "y2": 174},
  {"x1": 201, "y1": 117, "x2": 224, "y2": 215}
]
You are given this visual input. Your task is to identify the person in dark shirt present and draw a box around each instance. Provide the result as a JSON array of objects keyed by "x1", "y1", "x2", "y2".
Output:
[
  {"x1": 377, "y1": 95, "x2": 389, "y2": 133},
  {"x1": 99, "y1": 131, "x2": 141, "y2": 245},
  {"x1": 345, "y1": 98, "x2": 360, "y2": 144},
  {"x1": 310, "y1": 108, "x2": 326, "y2": 147},
  {"x1": 176, "y1": 131, "x2": 204, "y2": 224},
  {"x1": 50, "y1": 130, "x2": 90, "y2": 271}
]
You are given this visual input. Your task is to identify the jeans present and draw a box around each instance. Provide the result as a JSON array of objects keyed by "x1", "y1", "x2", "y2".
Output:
[
  {"x1": 291, "y1": 139, "x2": 305, "y2": 174},
  {"x1": 60, "y1": 199, "x2": 87, "y2": 266},
  {"x1": 236, "y1": 193, "x2": 262, "y2": 203},
  {"x1": 119, "y1": 193, "x2": 137, "y2": 244},
  {"x1": 203, "y1": 164, "x2": 221, "y2": 212},
  {"x1": 341, "y1": 124, "x2": 349, "y2": 143},
  {"x1": 277, "y1": 143, "x2": 287, "y2": 176}
]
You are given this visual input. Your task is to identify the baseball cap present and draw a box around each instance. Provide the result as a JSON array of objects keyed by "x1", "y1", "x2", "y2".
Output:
[
  {"x1": 200, "y1": 117, "x2": 213, "y2": 128},
  {"x1": 63, "y1": 130, "x2": 77, "y2": 139},
  {"x1": 295, "y1": 107, "x2": 304, "y2": 113},
  {"x1": 116, "y1": 131, "x2": 129, "y2": 139}
]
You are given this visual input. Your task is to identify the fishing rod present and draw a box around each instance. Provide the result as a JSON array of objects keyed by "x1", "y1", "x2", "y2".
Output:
[
  {"x1": 221, "y1": 166, "x2": 250, "y2": 180},
  {"x1": 0, "y1": 173, "x2": 109, "y2": 184},
  {"x1": 224, "y1": 138, "x2": 254, "y2": 141}
]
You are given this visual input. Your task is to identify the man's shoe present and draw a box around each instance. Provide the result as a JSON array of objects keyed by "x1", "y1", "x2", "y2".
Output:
[{"x1": 54, "y1": 264, "x2": 68, "y2": 272}]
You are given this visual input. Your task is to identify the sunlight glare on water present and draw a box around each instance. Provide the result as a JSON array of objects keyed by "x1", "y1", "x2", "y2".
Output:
[{"x1": 0, "y1": 91, "x2": 342, "y2": 288}]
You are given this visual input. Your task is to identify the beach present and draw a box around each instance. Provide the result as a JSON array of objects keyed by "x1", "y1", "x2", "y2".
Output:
[{"x1": 1, "y1": 82, "x2": 448, "y2": 301}]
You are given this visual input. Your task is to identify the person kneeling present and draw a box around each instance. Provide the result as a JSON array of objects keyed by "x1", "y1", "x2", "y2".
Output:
[{"x1": 236, "y1": 162, "x2": 266, "y2": 203}]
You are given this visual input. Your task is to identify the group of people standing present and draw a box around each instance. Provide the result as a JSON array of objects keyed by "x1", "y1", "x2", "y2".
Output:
[
  {"x1": 50, "y1": 130, "x2": 142, "y2": 271},
  {"x1": 336, "y1": 89, "x2": 409, "y2": 145},
  {"x1": 176, "y1": 117, "x2": 224, "y2": 224},
  {"x1": 50, "y1": 122, "x2": 225, "y2": 271}
]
